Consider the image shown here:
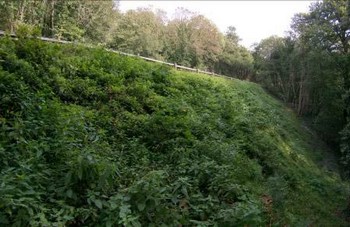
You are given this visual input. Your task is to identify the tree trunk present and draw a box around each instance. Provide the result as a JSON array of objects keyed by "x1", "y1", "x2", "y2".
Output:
[
  {"x1": 50, "y1": 0, "x2": 55, "y2": 37},
  {"x1": 17, "y1": 0, "x2": 26, "y2": 22},
  {"x1": 298, "y1": 57, "x2": 306, "y2": 115},
  {"x1": 9, "y1": 1, "x2": 15, "y2": 33}
]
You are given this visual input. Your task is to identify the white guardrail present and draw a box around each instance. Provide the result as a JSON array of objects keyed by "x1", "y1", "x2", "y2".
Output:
[{"x1": 0, "y1": 30, "x2": 233, "y2": 80}]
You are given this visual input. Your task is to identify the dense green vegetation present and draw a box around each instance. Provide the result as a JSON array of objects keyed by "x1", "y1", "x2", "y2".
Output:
[
  {"x1": 1, "y1": 0, "x2": 350, "y2": 225},
  {"x1": 1, "y1": 1, "x2": 349, "y2": 170},
  {"x1": 253, "y1": 0, "x2": 350, "y2": 177},
  {"x1": 2, "y1": 1, "x2": 349, "y2": 172},
  {"x1": 0, "y1": 1, "x2": 253, "y2": 78},
  {"x1": 1, "y1": 36, "x2": 349, "y2": 226}
]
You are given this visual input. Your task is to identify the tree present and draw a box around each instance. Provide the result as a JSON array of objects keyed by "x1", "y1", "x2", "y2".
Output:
[
  {"x1": 164, "y1": 8, "x2": 198, "y2": 67},
  {"x1": 164, "y1": 8, "x2": 222, "y2": 70},
  {"x1": 215, "y1": 26, "x2": 253, "y2": 79},
  {"x1": 109, "y1": 7, "x2": 166, "y2": 59},
  {"x1": 292, "y1": 0, "x2": 350, "y2": 174},
  {"x1": 0, "y1": 0, "x2": 47, "y2": 34},
  {"x1": 0, "y1": 0, "x2": 118, "y2": 43},
  {"x1": 253, "y1": 0, "x2": 350, "y2": 175},
  {"x1": 187, "y1": 15, "x2": 222, "y2": 69}
]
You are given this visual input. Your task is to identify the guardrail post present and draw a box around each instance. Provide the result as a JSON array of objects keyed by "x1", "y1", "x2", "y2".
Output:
[{"x1": 174, "y1": 63, "x2": 177, "y2": 69}]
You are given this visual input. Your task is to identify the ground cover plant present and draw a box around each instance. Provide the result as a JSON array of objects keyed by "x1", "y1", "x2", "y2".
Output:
[{"x1": 0, "y1": 37, "x2": 349, "y2": 226}]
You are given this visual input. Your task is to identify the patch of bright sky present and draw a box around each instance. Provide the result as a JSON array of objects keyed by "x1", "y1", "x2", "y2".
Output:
[{"x1": 119, "y1": 1, "x2": 314, "y2": 49}]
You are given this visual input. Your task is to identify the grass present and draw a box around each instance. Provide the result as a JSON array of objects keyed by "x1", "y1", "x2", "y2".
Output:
[{"x1": 0, "y1": 37, "x2": 349, "y2": 226}]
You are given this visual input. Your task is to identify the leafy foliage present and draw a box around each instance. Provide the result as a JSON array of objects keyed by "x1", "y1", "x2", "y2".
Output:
[
  {"x1": 0, "y1": 0, "x2": 117, "y2": 43},
  {"x1": 0, "y1": 37, "x2": 349, "y2": 226},
  {"x1": 252, "y1": 0, "x2": 350, "y2": 177},
  {"x1": 0, "y1": 2, "x2": 253, "y2": 78}
]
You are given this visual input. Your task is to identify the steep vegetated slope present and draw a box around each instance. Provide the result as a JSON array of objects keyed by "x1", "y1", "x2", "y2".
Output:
[{"x1": 0, "y1": 37, "x2": 349, "y2": 226}]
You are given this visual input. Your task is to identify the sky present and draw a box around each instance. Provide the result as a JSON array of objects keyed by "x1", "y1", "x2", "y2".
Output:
[{"x1": 119, "y1": 1, "x2": 314, "y2": 48}]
